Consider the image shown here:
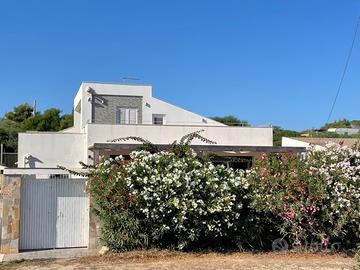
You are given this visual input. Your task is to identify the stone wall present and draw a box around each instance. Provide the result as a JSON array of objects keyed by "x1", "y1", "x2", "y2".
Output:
[
  {"x1": 92, "y1": 94, "x2": 143, "y2": 124},
  {"x1": 0, "y1": 175, "x2": 21, "y2": 254},
  {"x1": 88, "y1": 199, "x2": 100, "y2": 249}
]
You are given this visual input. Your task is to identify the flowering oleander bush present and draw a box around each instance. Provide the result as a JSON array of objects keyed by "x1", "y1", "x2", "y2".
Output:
[
  {"x1": 306, "y1": 143, "x2": 360, "y2": 246},
  {"x1": 67, "y1": 131, "x2": 250, "y2": 251},
  {"x1": 86, "y1": 150, "x2": 249, "y2": 251},
  {"x1": 248, "y1": 143, "x2": 360, "y2": 248},
  {"x1": 60, "y1": 133, "x2": 360, "y2": 252}
]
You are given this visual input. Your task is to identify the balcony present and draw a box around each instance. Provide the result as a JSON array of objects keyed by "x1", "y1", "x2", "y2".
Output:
[{"x1": 86, "y1": 123, "x2": 274, "y2": 147}]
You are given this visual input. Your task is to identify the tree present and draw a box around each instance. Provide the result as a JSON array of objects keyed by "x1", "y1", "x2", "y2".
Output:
[
  {"x1": 273, "y1": 126, "x2": 300, "y2": 146},
  {"x1": 60, "y1": 113, "x2": 74, "y2": 130},
  {"x1": 211, "y1": 115, "x2": 250, "y2": 126},
  {"x1": 320, "y1": 119, "x2": 352, "y2": 130},
  {"x1": 1, "y1": 104, "x2": 74, "y2": 154},
  {"x1": 5, "y1": 103, "x2": 33, "y2": 123},
  {"x1": 22, "y1": 108, "x2": 73, "y2": 131},
  {"x1": 0, "y1": 119, "x2": 22, "y2": 152}
]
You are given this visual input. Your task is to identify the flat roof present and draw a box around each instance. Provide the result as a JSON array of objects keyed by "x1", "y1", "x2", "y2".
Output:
[
  {"x1": 288, "y1": 137, "x2": 360, "y2": 147},
  {"x1": 81, "y1": 81, "x2": 152, "y2": 87}
]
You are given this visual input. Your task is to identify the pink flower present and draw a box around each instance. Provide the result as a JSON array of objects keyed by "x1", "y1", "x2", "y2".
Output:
[
  {"x1": 285, "y1": 210, "x2": 295, "y2": 219},
  {"x1": 321, "y1": 236, "x2": 330, "y2": 246}
]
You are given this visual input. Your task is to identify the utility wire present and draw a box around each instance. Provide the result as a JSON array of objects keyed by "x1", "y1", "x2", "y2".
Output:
[{"x1": 326, "y1": 17, "x2": 360, "y2": 124}]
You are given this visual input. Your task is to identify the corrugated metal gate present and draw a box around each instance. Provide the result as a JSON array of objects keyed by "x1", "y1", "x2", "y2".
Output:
[{"x1": 19, "y1": 176, "x2": 89, "y2": 250}]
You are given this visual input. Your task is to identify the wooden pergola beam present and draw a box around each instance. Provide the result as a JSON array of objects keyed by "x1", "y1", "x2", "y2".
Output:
[{"x1": 89, "y1": 143, "x2": 306, "y2": 153}]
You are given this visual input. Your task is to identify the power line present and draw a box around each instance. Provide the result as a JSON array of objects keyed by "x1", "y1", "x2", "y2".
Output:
[{"x1": 326, "y1": 17, "x2": 360, "y2": 124}]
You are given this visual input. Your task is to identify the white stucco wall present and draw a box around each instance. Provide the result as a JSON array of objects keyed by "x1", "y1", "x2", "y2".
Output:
[
  {"x1": 86, "y1": 124, "x2": 273, "y2": 147},
  {"x1": 18, "y1": 132, "x2": 86, "y2": 168},
  {"x1": 73, "y1": 82, "x2": 223, "y2": 128},
  {"x1": 142, "y1": 96, "x2": 224, "y2": 126},
  {"x1": 17, "y1": 82, "x2": 274, "y2": 168},
  {"x1": 281, "y1": 137, "x2": 324, "y2": 150}
]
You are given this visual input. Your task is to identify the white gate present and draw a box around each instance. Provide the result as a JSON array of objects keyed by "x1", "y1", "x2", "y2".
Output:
[{"x1": 19, "y1": 176, "x2": 89, "y2": 250}]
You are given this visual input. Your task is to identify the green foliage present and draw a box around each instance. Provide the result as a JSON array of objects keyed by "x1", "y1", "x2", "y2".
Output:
[
  {"x1": 1, "y1": 104, "x2": 73, "y2": 152},
  {"x1": 171, "y1": 129, "x2": 216, "y2": 158},
  {"x1": 211, "y1": 115, "x2": 250, "y2": 126},
  {"x1": 108, "y1": 136, "x2": 159, "y2": 153},
  {"x1": 0, "y1": 119, "x2": 22, "y2": 151},
  {"x1": 22, "y1": 108, "x2": 72, "y2": 131},
  {"x1": 5, "y1": 103, "x2": 33, "y2": 123},
  {"x1": 248, "y1": 153, "x2": 326, "y2": 245},
  {"x1": 60, "y1": 113, "x2": 74, "y2": 130},
  {"x1": 351, "y1": 120, "x2": 360, "y2": 127},
  {"x1": 321, "y1": 118, "x2": 352, "y2": 130},
  {"x1": 308, "y1": 131, "x2": 353, "y2": 138},
  {"x1": 86, "y1": 151, "x2": 248, "y2": 251},
  {"x1": 248, "y1": 143, "x2": 360, "y2": 248},
  {"x1": 66, "y1": 132, "x2": 249, "y2": 251},
  {"x1": 62, "y1": 135, "x2": 360, "y2": 252},
  {"x1": 273, "y1": 126, "x2": 300, "y2": 146}
]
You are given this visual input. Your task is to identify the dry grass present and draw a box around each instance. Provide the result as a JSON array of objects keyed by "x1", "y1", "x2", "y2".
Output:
[{"x1": 0, "y1": 250, "x2": 355, "y2": 270}]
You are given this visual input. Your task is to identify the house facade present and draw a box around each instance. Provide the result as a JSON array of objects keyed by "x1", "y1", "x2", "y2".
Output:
[
  {"x1": 0, "y1": 82, "x2": 305, "y2": 255},
  {"x1": 17, "y1": 82, "x2": 275, "y2": 170}
]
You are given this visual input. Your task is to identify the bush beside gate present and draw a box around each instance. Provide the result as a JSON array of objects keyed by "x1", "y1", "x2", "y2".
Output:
[{"x1": 61, "y1": 133, "x2": 360, "y2": 252}]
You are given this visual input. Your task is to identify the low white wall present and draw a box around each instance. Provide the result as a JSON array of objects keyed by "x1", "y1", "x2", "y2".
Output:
[
  {"x1": 281, "y1": 137, "x2": 324, "y2": 150},
  {"x1": 142, "y1": 96, "x2": 224, "y2": 126},
  {"x1": 87, "y1": 124, "x2": 273, "y2": 147},
  {"x1": 18, "y1": 132, "x2": 86, "y2": 168}
]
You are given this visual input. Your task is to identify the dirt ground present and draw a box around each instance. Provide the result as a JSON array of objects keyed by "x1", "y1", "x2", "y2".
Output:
[{"x1": 0, "y1": 251, "x2": 356, "y2": 270}]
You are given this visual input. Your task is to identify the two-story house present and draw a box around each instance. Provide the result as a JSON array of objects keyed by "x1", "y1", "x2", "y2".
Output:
[
  {"x1": 17, "y1": 81, "x2": 277, "y2": 170},
  {"x1": 0, "y1": 82, "x2": 305, "y2": 253}
]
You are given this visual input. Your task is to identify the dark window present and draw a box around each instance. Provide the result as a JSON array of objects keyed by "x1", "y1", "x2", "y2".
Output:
[{"x1": 152, "y1": 114, "x2": 165, "y2": 125}]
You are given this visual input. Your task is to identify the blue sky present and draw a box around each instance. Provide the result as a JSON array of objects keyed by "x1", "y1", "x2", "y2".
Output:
[{"x1": 0, "y1": 1, "x2": 359, "y2": 130}]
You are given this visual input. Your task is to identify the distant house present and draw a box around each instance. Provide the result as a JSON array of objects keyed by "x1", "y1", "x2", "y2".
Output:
[
  {"x1": 282, "y1": 137, "x2": 360, "y2": 150},
  {"x1": 327, "y1": 127, "x2": 360, "y2": 136}
]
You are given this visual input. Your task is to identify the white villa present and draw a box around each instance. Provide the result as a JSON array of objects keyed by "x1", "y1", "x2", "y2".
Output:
[
  {"x1": 17, "y1": 82, "x2": 280, "y2": 170},
  {"x1": 0, "y1": 82, "x2": 304, "y2": 254}
]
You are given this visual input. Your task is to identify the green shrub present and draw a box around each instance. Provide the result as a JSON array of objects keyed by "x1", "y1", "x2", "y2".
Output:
[
  {"x1": 60, "y1": 134, "x2": 360, "y2": 252},
  {"x1": 248, "y1": 143, "x2": 360, "y2": 249},
  {"x1": 89, "y1": 150, "x2": 248, "y2": 251},
  {"x1": 71, "y1": 132, "x2": 250, "y2": 251}
]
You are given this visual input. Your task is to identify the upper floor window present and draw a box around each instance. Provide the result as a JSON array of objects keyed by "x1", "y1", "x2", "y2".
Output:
[
  {"x1": 152, "y1": 114, "x2": 165, "y2": 125},
  {"x1": 116, "y1": 108, "x2": 138, "y2": 124}
]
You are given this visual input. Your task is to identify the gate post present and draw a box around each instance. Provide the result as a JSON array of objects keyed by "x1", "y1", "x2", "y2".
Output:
[
  {"x1": 88, "y1": 198, "x2": 99, "y2": 249},
  {"x1": 0, "y1": 175, "x2": 21, "y2": 254}
]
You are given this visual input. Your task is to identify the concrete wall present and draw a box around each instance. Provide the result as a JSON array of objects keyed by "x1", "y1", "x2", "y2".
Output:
[
  {"x1": 87, "y1": 124, "x2": 273, "y2": 147},
  {"x1": 142, "y1": 96, "x2": 224, "y2": 126},
  {"x1": 18, "y1": 132, "x2": 86, "y2": 168},
  {"x1": 281, "y1": 137, "x2": 324, "y2": 150}
]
